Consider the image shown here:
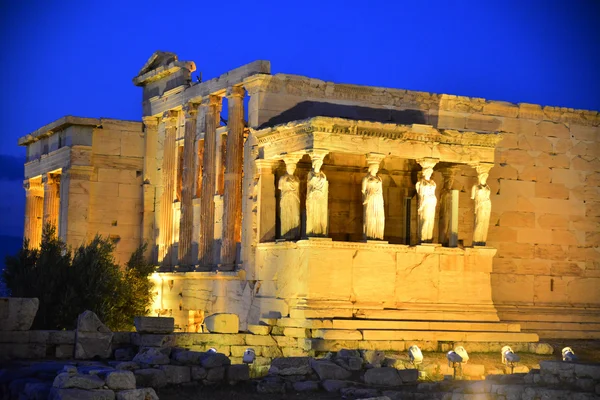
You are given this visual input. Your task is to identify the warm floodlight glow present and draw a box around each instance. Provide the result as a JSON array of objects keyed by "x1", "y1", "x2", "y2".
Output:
[
  {"x1": 243, "y1": 348, "x2": 256, "y2": 364},
  {"x1": 208, "y1": 347, "x2": 217, "y2": 353},
  {"x1": 454, "y1": 346, "x2": 469, "y2": 363},
  {"x1": 562, "y1": 347, "x2": 578, "y2": 362}
]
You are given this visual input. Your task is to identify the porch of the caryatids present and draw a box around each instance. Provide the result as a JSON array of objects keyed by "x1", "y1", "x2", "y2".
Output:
[
  {"x1": 42, "y1": 173, "x2": 61, "y2": 232},
  {"x1": 416, "y1": 158, "x2": 439, "y2": 244},
  {"x1": 178, "y1": 102, "x2": 199, "y2": 268},
  {"x1": 158, "y1": 110, "x2": 179, "y2": 267},
  {"x1": 438, "y1": 165, "x2": 459, "y2": 247},
  {"x1": 197, "y1": 94, "x2": 222, "y2": 270},
  {"x1": 305, "y1": 149, "x2": 329, "y2": 238},
  {"x1": 278, "y1": 153, "x2": 303, "y2": 241},
  {"x1": 471, "y1": 162, "x2": 494, "y2": 246},
  {"x1": 220, "y1": 85, "x2": 245, "y2": 270}
]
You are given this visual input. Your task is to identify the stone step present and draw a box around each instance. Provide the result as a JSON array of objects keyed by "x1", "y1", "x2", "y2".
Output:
[
  {"x1": 330, "y1": 319, "x2": 521, "y2": 332},
  {"x1": 359, "y1": 330, "x2": 538, "y2": 342},
  {"x1": 526, "y1": 329, "x2": 600, "y2": 340},
  {"x1": 517, "y1": 321, "x2": 600, "y2": 332},
  {"x1": 354, "y1": 308, "x2": 500, "y2": 322},
  {"x1": 497, "y1": 305, "x2": 600, "y2": 323}
]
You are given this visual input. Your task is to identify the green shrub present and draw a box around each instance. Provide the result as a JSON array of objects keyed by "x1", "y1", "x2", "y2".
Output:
[{"x1": 2, "y1": 224, "x2": 154, "y2": 331}]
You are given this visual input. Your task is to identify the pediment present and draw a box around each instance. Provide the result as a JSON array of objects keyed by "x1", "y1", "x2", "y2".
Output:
[{"x1": 137, "y1": 51, "x2": 178, "y2": 76}]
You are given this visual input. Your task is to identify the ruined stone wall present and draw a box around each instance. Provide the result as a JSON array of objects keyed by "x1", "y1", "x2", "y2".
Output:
[
  {"x1": 246, "y1": 73, "x2": 600, "y2": 323},
  {"x1": 88, "y1": 120, "x2": 144, "y2": 264}
]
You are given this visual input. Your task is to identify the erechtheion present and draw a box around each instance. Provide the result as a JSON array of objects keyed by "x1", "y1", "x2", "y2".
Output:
[{"x1": 19, "y1": 51, "x2": 600, "y2": 345}]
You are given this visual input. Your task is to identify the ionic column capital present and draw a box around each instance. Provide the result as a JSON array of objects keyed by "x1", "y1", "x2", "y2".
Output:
[
  {"x1": 23, "y1": 179, "x2": 43, "y2": 193},
  {"x1": 226, "y1": 85, "x2": 245, "y2": 99},
  {"x1": 142, "y1": 116, "x2": 160, "y2": 128},
  {"x1": 255, "y1": 159, "x2": 279, "y2": 173},
  {"x1": 183, "y1": 102, "x2": 200, "y2": 119},
  {"x1": 201, "y1": 94, "x2": 223, "y2": 112},
  {"x1": 161, "y1": 110, "x2": 179, "y2": 126},
  {"x1": 42, "y1": 173, "x2": 61, "y2": 186}
]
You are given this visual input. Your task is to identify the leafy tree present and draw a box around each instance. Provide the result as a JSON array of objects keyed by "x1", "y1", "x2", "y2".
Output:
[{"x1": 2, "y1": 224, "x2": 154, "y2": 331}]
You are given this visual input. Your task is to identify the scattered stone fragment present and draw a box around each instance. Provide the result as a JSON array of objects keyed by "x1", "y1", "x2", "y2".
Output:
[
  {"x1": 204, "y1": 313, "x2": 239, "y2": 333},
  {"x1": 159, "y1": 365, "x2": 191, "y2": 384},
  {"x1": 362, "y1": 350, "x2": 386, "y2": 367},
  {"x1": 227, "y1": 364, "x2": 250, "y2": 383},
  {"x1": 23, "y1": 382, "x2": 52, "y2": 400},
  {"x1": 134, "y1": 316, "x2": 174, "y2": 334},
  {"x1": 310, "y1": 359, "x2": 352, "y2": 380},
  {"x1": 172, "y1": 350, "x2": 205, "y2": 365},
  {"x1": 114, "y1": 348, "x2": 136, "y2": 361},
  {"x1": 247, "y1": 324, "x2": 271, "y2": 335},
  {"x1": 131, "y1": 333, "x2": 175, "y2": 347},
  {"x1": 200, "y1": 352, "x2": 231, "y2": 368},
  {"x1": 75, "y1": 311, "x2": 113, "y2": 360},
  {"x1": 321, "y1": 379, "x2": 350, "y2": 392},
  {"x1": 205, "y1": 366, "x2": 225, "y2": 382},
  {"x1": 115, "y1": 362, "x2": 139, "y2": 371},
  {"x1": 52, "y1": 372, "x2": 105, "y2": 389},
  {"x1": 132, "y1": 347, "x2": 170, "y2": 365},
  {"x1": 269, "y1": 357, "x2": 312, "y2": 376},
  {"x1": 257, "y1": 376, "x2": 286, "y2": 394},
  {"x1": 293, "y1": 380, "x2": 319, "y2": 392},
  {"x1": 190, "y1": 366, "x2": 207, "y2": 380},
  {"x1": 105, "y1": 370, "x2": 136, "y2": 390},
  {"x1": 0, "y1": 297, "x2": 39, "y2": 331}
]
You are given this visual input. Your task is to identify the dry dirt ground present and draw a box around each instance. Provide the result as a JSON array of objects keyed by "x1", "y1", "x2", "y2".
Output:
[{"x1": 158, "y1": 340, "x2": 600, "y2": 400}]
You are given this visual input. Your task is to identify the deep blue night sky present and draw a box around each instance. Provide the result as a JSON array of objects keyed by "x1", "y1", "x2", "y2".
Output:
[{"x1": 0, "y1": 0, "x2": 598, "y2": 240}]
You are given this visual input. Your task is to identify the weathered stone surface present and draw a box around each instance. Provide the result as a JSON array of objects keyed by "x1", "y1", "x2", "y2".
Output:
[
  {"x1": 115, "y1": 388, "x2": 159, "y2": 400},
  {"x1": 205, "y1": 366, "x2": 225, "y2": 382},
  {"x1": 132, "y1": 347, "x2": 170, "y2": 365},
  {"x1": 204, "y1": 313, "x2": 240, "y2": 333},
  {"x1": 397, "y1": 368, "x2": 419, "y2": 383},
  {"x1": 49, "y1": 388, "x2": 115, "y2": 400},
  {"x1": 190, "y1": 366, "x2": 207, "y2": 380},
  {"x1": 227, "y1": 364, "x2": 250, "y2": 382},
  {"x1": 362, "y1": 350, "x2": 386, "y2": 367},
  {"x1": 75, "y1": 311, "x2": 113, "y2": 360},
  {"x1": 53, "y1": 373, "x2": 105, "y2": 389},
  {"x1": 56, "y1": 345, "x2": 74, "y2": 359},
  {"x1": 247, "y1": 324, "x2": 272, "y2": 335},
  {"x1": 24, "y1": 382, "x2": 52, "y2": 400},
  {"x1": 172, "y1": 350, "x2": 205, "y2": 365},
  {"x1": 364, "y1": 367, "x2": 403, "y2": 386},
  {"x1": 269, "y1": 357, "x2": 312, "y2": 376},
  {"x1": 105, "y1": 371, "x2": 136, "y2": 390},
  {"x1": 200, "y1": 352, "x2": 231, "y2": 368},
  {"x1": 257, "y1": 376, "x2": 286, "y2": 394},
  {"x1": 115, "y1": 362, "x2": 139, "y2": 371},
  {"x1": 310, "y1": 359, "x2": 351, "y2": 380},
  {"x1": 131, "y1": 333, "x2": 175, "y2": 348},
  {"x1": 321, "y1": 379, "x2": 350, "y2": 392},
  {"x1": 340, "y1": 387, "x2": 380, "y2": 398},
  {"x1": 134, "y1": 317, "x2": 174, "y2": 334},
  {"x1": 159, "y1": 365, "x2": 191, "y2": 384},
  {"x1": 0, "y1": 297, "x2": 39, "y2": 331},
  {"x1": 133, "y1": 369, "x2": 167, "y2": 389},
  {"x1": 114, "y1": 347, "x2": 136, "y2": 361},
  {"x1": 293, "y1": 380, "x2": 319, "y2": 391}
]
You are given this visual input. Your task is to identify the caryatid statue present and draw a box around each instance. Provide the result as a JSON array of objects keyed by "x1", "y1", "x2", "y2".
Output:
[
  {"x1": 306, "y1": 150, "x2": 329, "y2": 237},
  {"x1": 416, "y1": 159, "x2": 438, "y2": 243},
  {"x1": 278, "y1": 155, "x2": 302, "y2": 240},
  {"x1": 362, "y1": 153, "x2": 386, "y2": 240},
  {"x1": 438, "y1": 166, "x2": 457, "y2": 246},
  {"x1": 471, "y1": 163, "x2": 493, "y2": 246}
]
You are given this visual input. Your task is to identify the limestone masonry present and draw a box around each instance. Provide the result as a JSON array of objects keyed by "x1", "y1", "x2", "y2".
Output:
[{"x1": 19, "y1": 51, "x2": 600, "y2": 344}]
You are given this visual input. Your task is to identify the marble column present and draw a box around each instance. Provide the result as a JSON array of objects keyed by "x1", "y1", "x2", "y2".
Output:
[
  {"x1": 158, "y1": 110, "x2": 179, "y2": 267},
  {"x1": 23, "y1": 179, "x2": 44, "y2": 248},
  {"x1": 142, "y1": 116, "x2": 159, "y2": 261},
  {"x1": 198, "y1": 95, "x2": 222, "y2": 269},
  {"x1": 362, "y1": 153, "x2": 386, "y2": 241},
  {"x1": 306, "y1": 149, "x2": 329, "y2": 237},
  {"x1": 220, "y1": 86, "x2": 245, "y2": 269},
  {"x1": 472, "y1": 163, "x2": 494, "y2": 246},
  {"x1": 279, "y1": 154, "x2": 303, "y2": 240},
  {"x1": 42, "y1": 173, "x2": 61, "y2": 232},
  {"x1": 178, "y1": 102, "x2": 199, "y2": 267},
  {"x1": 416, "y1": 158, "x2": 439, "y2": 244},
  {"x1": 439, "y1": 166, "x2": 459, "y2": 246}
]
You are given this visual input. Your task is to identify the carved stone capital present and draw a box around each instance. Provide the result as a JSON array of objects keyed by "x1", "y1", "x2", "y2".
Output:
[
  {"x1": 366, "y1": 152, "x2": 386, "y2": 166},
  {"x1": 281, "y1": 152, "x2": 304, "y2": 167},
  {"x1": 183, "y1": 102, "x2": 200, "y2": 119},
  {"x1": 416, "y1": 157, "x2": 439, "y2": 171},
  {"x1": 242, "y1": 74, "x2": 271, "y2": 95},
  {"x1": 142, "y1": 116, "x2": 160, "y2": 128},
  {"x1": 255, "y1": 159, "x2": 279, "y2": 173},
  {"x1": 24, "y1": 179, "x2": 43, "y2": 195},
  {"x1": 161, "y1": 110, "x2": 179, "y2": 126},
  {"x1": 474, "y1": 162, "x2": 494, "y2": 176},
  {"x1": 201, "y1": 94, "x2": 223, "y2": 112},
  {"x1": 42, "y1": 173, "x2": 61, "y2": 186},
  {"x1": 226, "y1": 85, "x2": 245, "y2": 99},
  {"x1": 307, "y1": 149, "x2": 329, "y2": 163}
]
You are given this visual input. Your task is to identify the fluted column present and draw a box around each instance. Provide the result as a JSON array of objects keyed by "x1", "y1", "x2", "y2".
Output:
[
  {"x1": 158, "y1": 110, "x2": 179, "y2": 267},
  {"x1": 220, "y1": 86, "x2": 245, "y2": 269},
  {"x1": 198, "y1": 95, "x2": 222, "y2": 269},
  {"x1": 23, "y1": 179, "x2": 44, "y2": 248},
  {"x1": 256, "y1": 159, "x2": 278, "y2": 243},
  {"x1": 178, "y1": 102, "x2": 199, "y2": 268},
  {"x1": 142, "y1": 116, "x2": 160, "y2": 262},
  {"x1": 42, "y1": 173, "x2": 61, "y2": 232}
]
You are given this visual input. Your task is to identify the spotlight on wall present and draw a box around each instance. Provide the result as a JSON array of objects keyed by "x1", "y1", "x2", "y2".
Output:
[
  {"x1": 501, "y1": 345, "x2": 520, "y2": 374},
  {"x1": 208, "y1": 347, "x2": 217, "y2": 353},
  {"x1": 562, "y1": 347, "x2": 578, "y2": 362},
  {"x1": 454, "y1": 346, "x2": 469, "y2": 364},
  {"x1": 408, "y1": 345, "x2": 423, "y2": 366},
  {"x1": 243, "y1": 348, "x2": 256, "y2": 364}
]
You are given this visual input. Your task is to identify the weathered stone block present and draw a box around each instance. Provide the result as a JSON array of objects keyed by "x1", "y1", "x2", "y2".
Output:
[
  {"x1": 0, "y1": 297, "x2": 39, "y2": 331},
  {"x1": 293, "y1": 380, "x2": 319, "y2": 391},
  {"x1": 53, "y1": 373, "x2": 105, "y2": 389},
  {"x1": 227, "y1": 364, "x2": 250, "y2": 382},
  {"x1": 159, "y1": 365, "x2": 191, "y2": 384},
  {"x1": 115, "y1": 362, "x2": 139, "y2": 371},
  {"x1": 114, "y1": 347, "x2": 136, "y2": 361},
  {"x1": 105, "y1": 371, "x2": 135, "y2": 390},
  {"x1": 23, "y1": 382, "x2": 51, "y2": 400},
  {"x1": 133, "y1": 369, "x2": 167, "y2": 389},
  {"x1": 200, "y1": 352, "x2": 231, "y2": 368},
  {"x1": 132, "y1": 347, "x2": 170, "y2": 365},
  {"x1": 204, "y1": 313, "x2": 239, "y2": 333},
  {"x1": 248, "y1": 324, "x2": 271, "y2": 335},
  {"x1": 190, "y1": 366, "x2": 207, "y2": 380},
  {"x1": 56, "y1": 345, "x2": 74, "y2": 359},
  {"x1": 131, "y1": 333, "x2": 175, "y2": 347},
  {"x1": 133, "y1": 317, "x2": 174, "y2": 334},
  {"x1": 205, "y1": 366, "x2": 225, "y2": 382},
  {"x1": 364, "y1": 367, "x2": 402, "y2": 386},
  {"x1": 538, "y1": 121, "x2": 569, "y2": 138},
  {"x1": 310, "y1": 359, "x2": 351, "y2": 380},
  {"x1": 269, "y1": 357, "x2": 312, "y2": 376},
  {"x1": 115, "y1": 388, "x2": 158, "y2": 400},
  {"x1": 321, "y1": 379, "x2": 350, "y2": 392},
  {"x1": 245, "y1": 334, "x2": 277, "y2": 346},
  {"x1": 75, "y1": 311, "x2": 113, "y2": 360}
]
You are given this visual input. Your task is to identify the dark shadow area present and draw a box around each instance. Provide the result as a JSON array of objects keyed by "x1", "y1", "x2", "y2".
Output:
[{"x1": 260, "y1": 101, "x2": 427, "y2": 129}]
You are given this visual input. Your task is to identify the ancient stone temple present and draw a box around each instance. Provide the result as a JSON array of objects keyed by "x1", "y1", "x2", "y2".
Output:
[{"x1": 19, "y1": 51, "x2": 600, "y2": 344}]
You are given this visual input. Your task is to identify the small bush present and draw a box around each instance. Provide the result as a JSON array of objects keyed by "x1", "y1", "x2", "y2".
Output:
[{"x1": 2, "y1": 224, "x2": 154, "y2": 331}]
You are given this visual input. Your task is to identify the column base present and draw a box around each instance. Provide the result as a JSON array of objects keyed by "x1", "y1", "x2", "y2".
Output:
[
  {"x1": 361, "y1": 239, "x2": 389, "y2": 244},
  {"x1": 303, "y1": 237, "x2": 333, "y2": 241},
  {"x1": 217, "y1": 263, "x2": 237, "y2": 272}
]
